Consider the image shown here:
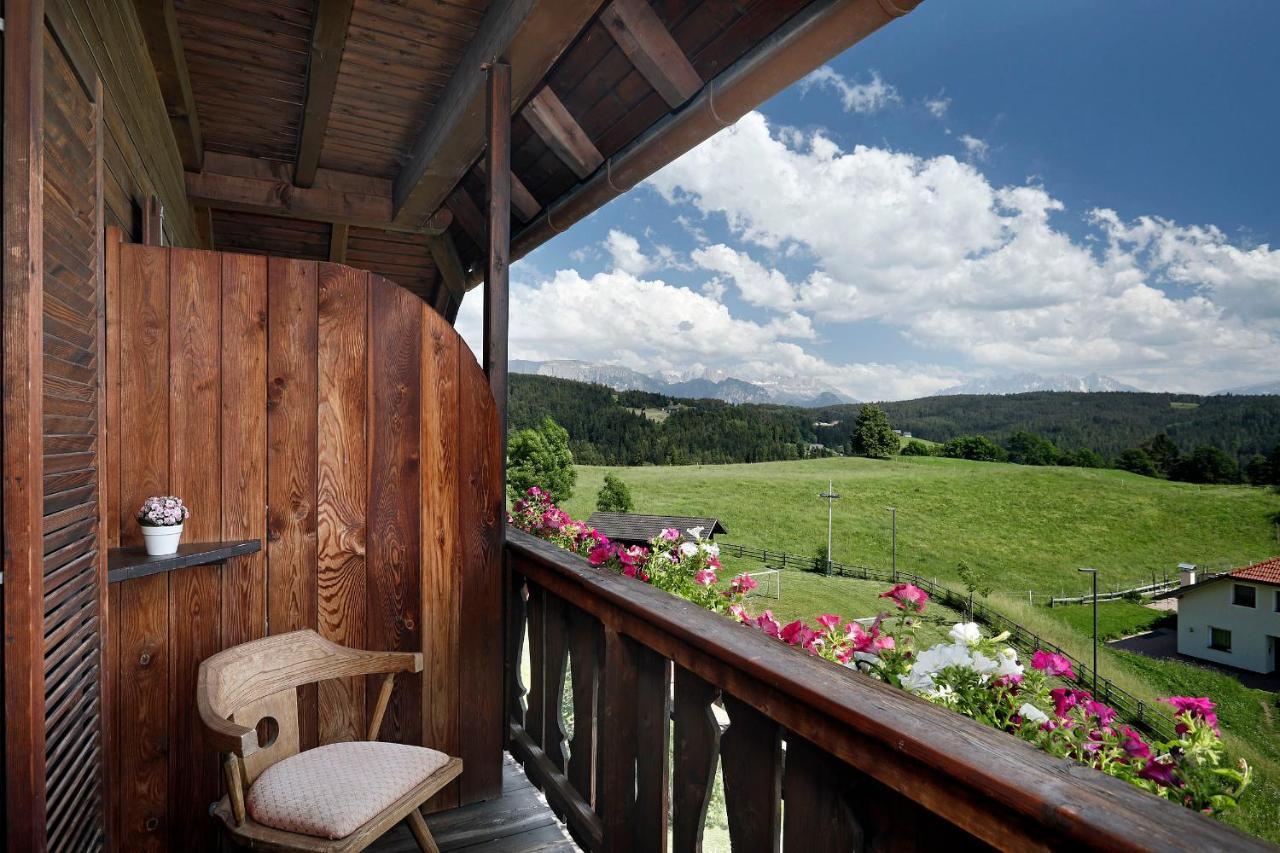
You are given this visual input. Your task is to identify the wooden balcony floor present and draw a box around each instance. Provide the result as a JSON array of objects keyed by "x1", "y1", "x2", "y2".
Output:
[{"x1": 371, "y1": 754, "x2": 578, "y2": 852}]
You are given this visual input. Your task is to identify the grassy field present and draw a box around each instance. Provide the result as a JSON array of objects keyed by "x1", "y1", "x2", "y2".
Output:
[
  {"x1": 1041, "y1": 599, "x2": 1174, "y2": 641},
  {"x1": 558, "y1": 457, "x2": 1280, "y2": 842},
  {"x1": 563, "y1": 456, "x2": 1280, "y2": 595}
]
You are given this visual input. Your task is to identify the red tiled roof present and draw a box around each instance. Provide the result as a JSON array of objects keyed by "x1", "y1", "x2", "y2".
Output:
[{"x1": 1231, "y1": 556, "x2": 1280, "y2": 586}]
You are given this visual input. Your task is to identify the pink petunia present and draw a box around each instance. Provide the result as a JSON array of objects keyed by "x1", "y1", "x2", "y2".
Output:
[
  {"x1": 694, "y1": 569, "x2": 717, "y2": 586},
  {"x1": 727, "y1": 603, "x2": 750, "y2": 624},
  {"x1": 1082, "y1": 700, "x2": 1117, "y2": 727},
  {"x1": 730, "y1": 573, "x2": 758, "y2": 595},
  {"x1": 816, "y1": 613, "x2": 841, "y2": 629},
  {"x1": 1138, "y1": 759, "x2": 1180, "y2": 788},
  {"x1": 1119, "y1": 728, "x2": 1151, "y2": 761},
  {"x1": 879, "y1": 583, "x2": 928, "y2": 613},
  {"x1": 1162, "y1": 696, "x2": 1220, "y2": 736},
  {"x1": 587, "y1": 542, "x2": 613, "y2": 566},
  {"x1": 1030, "y1": 650, "x2": 1076, "y2": 679},
  {"x1": 755, "y1": 611, "x2": 781, "y2": 638},
  {"x1": 660, "y1": 527, "x2": 681, "y2": 541}
]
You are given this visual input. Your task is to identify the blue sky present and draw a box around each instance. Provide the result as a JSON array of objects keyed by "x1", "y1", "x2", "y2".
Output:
[{"x1": 460, "y1": 1, "x2": 1280, "y2": 400}]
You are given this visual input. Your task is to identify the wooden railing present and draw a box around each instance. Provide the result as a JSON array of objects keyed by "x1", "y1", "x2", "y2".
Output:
[{"x1": 505, "y1": 528, "x2": 1269, "y2": 853}]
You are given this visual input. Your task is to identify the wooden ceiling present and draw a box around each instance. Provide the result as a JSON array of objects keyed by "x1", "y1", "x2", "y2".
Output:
[{"x1": 149, "y1": 0, "x2": 826, "y2": 318}]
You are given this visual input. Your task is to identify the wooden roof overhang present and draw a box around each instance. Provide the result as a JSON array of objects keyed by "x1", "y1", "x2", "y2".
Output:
[{"x1": 156, "y1": 0, "x2": 921, "y2": 320}]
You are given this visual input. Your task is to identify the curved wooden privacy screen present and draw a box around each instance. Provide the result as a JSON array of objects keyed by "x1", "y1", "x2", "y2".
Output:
[{"x1": 102, "y1": 233, "x2": 502, "y2": 850}]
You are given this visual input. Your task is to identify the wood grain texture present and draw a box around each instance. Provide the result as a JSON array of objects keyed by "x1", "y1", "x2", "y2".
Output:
[
  {"x1": 316, "y1": 262, "x2": 369, "y2": 744},
  {"x1": 600, "y1": 0, "x2": 702, "y2": 108},
  {"x1": 220, "y1": 252, "x2": 268, "y2": 647},
  {"x1": 117, "y1": 573, "x2": 170, "y2": 851},
  {"x1": 267, "y1": 256, "x2": 320, "y2": 751},
  {"x1": 671, "y1": 667, "x2": 720, "y2": 853},
  {"x1": 458, "y1": 352, "x2": 504, "y2": 802},
  {"x1": 421, "y1": 304, "x2": 461, "y2": 810},
  {"x1": 367, "y1": 276, "x2": 423, "y2": 744},
  {"x1": 165, "y1": 248, "x2": 223, "y2": 849},
  {"x1": 522, "y1": 87, "x2": 603, "y2": 180}
]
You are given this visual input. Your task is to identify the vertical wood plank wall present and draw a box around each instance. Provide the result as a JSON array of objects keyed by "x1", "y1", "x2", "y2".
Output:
[{"x1": 104, "y1": 240, "x2": 502, "y2": 850}]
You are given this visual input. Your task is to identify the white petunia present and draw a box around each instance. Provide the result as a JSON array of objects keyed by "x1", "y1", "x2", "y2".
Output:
[
  {"x1": 970, "y1": 651, "x2": 1000, "y2": 678},
  {"x1": 1019, "y1": 703, "x2": 1049, "y2": 725},
  {"x1": 686, "y1": 526, "x2": 706, "y2": 540},
  {"x1": 948, "y1": 622, "x2": 983, "y2": 646},
  {"x1": 678, "y1": 541, "x2": 698, "y2": 558}
]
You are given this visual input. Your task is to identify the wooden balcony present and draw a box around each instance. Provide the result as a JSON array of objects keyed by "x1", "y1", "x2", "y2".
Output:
[{"x1": 505, "y1": 529, "x2": 1272, "y2": 852}]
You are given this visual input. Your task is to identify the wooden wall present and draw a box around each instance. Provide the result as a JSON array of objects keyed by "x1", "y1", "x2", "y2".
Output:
[
  {"x1": 46, "y1": 0, "x2": 199, "y2": 247},
  {"x1": 103, "y1": 236, "x2": 503, "y2": 850}
]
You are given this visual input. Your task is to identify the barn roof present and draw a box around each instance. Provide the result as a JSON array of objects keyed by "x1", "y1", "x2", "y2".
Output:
[{"x1": 587, "y1": 512, "x2": 728, "y2": 544}]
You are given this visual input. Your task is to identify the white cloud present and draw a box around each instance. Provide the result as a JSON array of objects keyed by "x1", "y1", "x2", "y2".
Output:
[
  {"x1": 925, "y1": 95, "x2": 950, "y2": 119},
  {"x1": 959, "y1": 134, "x2": 989, "y2": 161},
  {"x1": 801, "y1": 67, "x2": 900, "y2": 114},
  {"x1": 647, "y1": 111, "x2": 1280, "y2": 393},
  {"x1": 604, "y1": 229, "x2": 652, "y2": 275}
]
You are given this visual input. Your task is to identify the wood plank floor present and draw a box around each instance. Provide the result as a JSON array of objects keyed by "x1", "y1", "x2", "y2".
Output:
[{"x1": 372, "y1": 754, "x2": 579, "y2": 852}]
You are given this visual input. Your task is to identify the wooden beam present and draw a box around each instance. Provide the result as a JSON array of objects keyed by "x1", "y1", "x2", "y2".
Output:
[
  {"x1": 447, "y1": 186, "x2": 486, "y2": 248},
  {"x1": 295, "y1": 0, "x2": 356, "y2": 187},
  {"x1": 485, "y1": 62, "x2": 511, "y2": 486},
  {"x1": 475, "y1": 160, "x2": 541, "y2": 222},
  {"x1": 187, "y1": 153, "x2": 452, "y2": 234},
  {"x1": 194, "y1": 204, "x2": 214, "y2": 249},
  {"x1": 426, "y1": 232, "x2": 466, "y2": 321},
  {"x1": 522, "y1": 86, "x2": 604, "y2": 180},
  {"x1": 3, "y1": 0, "x2": 49, "y2": 844},
  {"x1": 601, "y1": 0, "x2": 702, "y2": 108},
  {"x1": 133, "y1": 0, "x2": 204, "y2": 170},
  {"x1": 143, "y1": 194, "x2": 164, "y2": 245},
  {"x1": 328, "y1": 222, "x2": 349, "y2": 263},
  {"x1": 391, "y1": 0, "x2": 603, "y2": 228}
]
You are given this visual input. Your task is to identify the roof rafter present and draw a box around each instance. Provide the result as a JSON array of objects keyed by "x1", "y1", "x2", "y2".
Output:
[
  {"x1": 600, "y1": 0, "x2": 702, "y2": 108},
  {"x1": 295, "y1": 0, "x2": 356, "y2": 188},
  {"x1": 391, "y1": 0, "x2": 603, "y2": 229},
  {"x1": 188, "y1": 152, "x2": 451, "y2": 235},
  {"x1": 133, "y1": 0, "x2": 204, "y2": 170},
  {"x1": 328, "y1": 222, "x2": 349, "y2": 263},
  {"x1": 426, "y1": 232, "x2": 467, "y2": 322},
  {"x1": 522, "y1": 86, "x2": 603, "y2": 179}
]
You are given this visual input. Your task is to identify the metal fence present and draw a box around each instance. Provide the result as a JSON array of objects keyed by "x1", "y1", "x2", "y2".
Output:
[{"x1": 717, "y1": 542, "x2": 1178, "y2": 741}]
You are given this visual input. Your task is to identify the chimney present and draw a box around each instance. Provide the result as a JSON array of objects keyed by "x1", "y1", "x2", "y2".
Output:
[{"x1": 1178, "y1": 563, "x2": 1197, "y2": 587}]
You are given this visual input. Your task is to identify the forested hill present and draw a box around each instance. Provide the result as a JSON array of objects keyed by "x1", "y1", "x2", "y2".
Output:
[{"x1": 509, "y1": 373, "x2": 1280, "y2": 466}]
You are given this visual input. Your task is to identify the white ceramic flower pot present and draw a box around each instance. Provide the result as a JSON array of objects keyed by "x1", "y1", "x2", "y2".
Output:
[{"x1": 141, "y1": 523, "x2": 183, "y2": 556}]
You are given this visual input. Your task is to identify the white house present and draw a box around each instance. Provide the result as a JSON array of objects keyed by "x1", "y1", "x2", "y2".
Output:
[{"x1": 1155, "y1": 557, "x2": 1280, "y2": 673}]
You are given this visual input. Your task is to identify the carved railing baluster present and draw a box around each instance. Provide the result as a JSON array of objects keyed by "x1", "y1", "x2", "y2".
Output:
[
  {"x1": 720, "y1": 694, "x2": 782, "y2": 853},
  {"x1": 526, "y1": 581, "x2": 546, "y2": 749},
  {"x1": 672, "y1": 667, "x2": 720, "y2": 853},
  {"x1": 567, "y1": 606, "x2": 600, "y2": 807},
  {"x1": 506, "y1": 571, "x2": 528, "y2": 731},
  {"x1": 599, "y1": 625, "x2": 639, "y2": 852},
  {"x1": 635, "y1": 648, "x2": 671, "y2": 853},
  {"x1": 542, "y1": 592, "x2": 570, "y2": 771},
  {"x1": 782, "y1": 735, "x2": 861, "y2": 852}
]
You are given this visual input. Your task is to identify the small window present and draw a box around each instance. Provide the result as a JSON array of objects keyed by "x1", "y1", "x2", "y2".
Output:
[
  {"x1": 1233, "y1": 584, "x2": 1256, "y2": 608},
  {"x1": 1209, "y1": 626, "x2": 1232, "y2": 652}
]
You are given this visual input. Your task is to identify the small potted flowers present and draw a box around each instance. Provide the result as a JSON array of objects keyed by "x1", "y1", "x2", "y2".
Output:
[{"x1": 137, "y1": 496, "x2": 190, "y2": 556}]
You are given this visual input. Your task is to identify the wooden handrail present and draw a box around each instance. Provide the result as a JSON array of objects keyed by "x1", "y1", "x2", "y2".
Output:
[{"x1": 505, "y1": 528, "x2": 1269, "y2": 852}]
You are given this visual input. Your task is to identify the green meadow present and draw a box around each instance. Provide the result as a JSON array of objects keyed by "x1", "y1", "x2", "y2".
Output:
[{"x1": 558, "y1": 456, "x2": 1280, "y2": 842}]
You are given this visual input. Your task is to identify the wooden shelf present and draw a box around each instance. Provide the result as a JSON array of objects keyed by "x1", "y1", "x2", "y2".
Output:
[{"x1": 107, "y1": 539, "x2": 262, "y2": 584}]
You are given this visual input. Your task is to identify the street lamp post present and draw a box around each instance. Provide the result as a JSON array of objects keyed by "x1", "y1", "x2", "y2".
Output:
[
  {"x1": 818, "y1": 481, "x2": 841, "y2": 575},
  {"x1": 1079, "y1": 567, "x2": 1098, "y2": 694},
  {"x1": 886, "y1": 507, "x2": 898, "y2": 582}
]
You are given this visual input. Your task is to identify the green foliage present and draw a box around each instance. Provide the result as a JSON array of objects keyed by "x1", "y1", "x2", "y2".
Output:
[
  {"x1": 1173, "y1": 445, "x2": 1241, "y2": 484},
  {"x1": 1060, "y1": 447, "x2": 1107, "y2": 468},
  {"x1": 1143, "y1": 433, "x2": 1182, "y2": 478},
  {"x1": 1117, "y1": 447, "x2": 1159, "y2": 477},
  {"x1": 595, "y1": 472, "x2": 634, "y2": 513},
  {"x1": 941, "y1": 434, "x2": 1008, "y2": 462},
  {"x1": 900, "y1": 439, "x2": 933, "y2": 456},
  {"x1": 850, "y1": 403, "x2": 897, "y2": 459},
  {"x1": 507, "y1": 417, "x2": 576, "y2": 502},
  {"x1": 1007, "y1": 430, "x2": 1060, "y2": 465},
  {"x1": 1244, "y1": 454, "x2": 1270, "y2": 485}
]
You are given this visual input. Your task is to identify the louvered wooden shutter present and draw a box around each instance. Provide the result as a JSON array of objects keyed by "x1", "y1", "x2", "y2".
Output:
[{"x1": 41, "y1": 24, "x2": 107, "y2": 849}]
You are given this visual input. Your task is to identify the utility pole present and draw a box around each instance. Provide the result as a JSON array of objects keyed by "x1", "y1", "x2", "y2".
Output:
[
  {"x1": 886, "y1": 506, "x2": 898, "y2": 582},
  {"x1": 818, "y1": 481, "x2": 841, "y2": 575},
  {"x1": 1079, "y1": 567, "x2": 1099, "y2": 694}
]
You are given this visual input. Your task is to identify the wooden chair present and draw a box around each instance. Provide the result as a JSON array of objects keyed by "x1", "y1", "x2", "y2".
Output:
[{"x1": 198, "y1": 630, "x2": 461, "y2": 851}]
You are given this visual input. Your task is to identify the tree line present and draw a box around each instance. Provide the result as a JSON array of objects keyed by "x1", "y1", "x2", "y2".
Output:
[{"x1": 509, "y1": 374, "x2": 1280, "y2": 483}]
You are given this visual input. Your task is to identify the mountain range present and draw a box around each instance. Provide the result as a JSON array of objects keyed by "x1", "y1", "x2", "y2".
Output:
[
  {"x1": 510, "y1": 359, "x2": 852, "y2": 407},
  {"x1": 933, "y1": 372, "x2": 1142, "y2": 396},
  {"x1": 1214, "y1": 380, "x2": 1280, "y2": 396}
]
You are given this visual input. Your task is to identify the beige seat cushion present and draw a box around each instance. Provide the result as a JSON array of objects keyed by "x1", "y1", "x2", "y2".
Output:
[{"x1": 247, "y1": 741, "x2": 450, "y2": 839}]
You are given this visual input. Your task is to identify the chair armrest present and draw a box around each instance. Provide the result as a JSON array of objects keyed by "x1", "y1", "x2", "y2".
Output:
[{"x1": 197, "y1": 664, "x2": 259, "y2": 756}]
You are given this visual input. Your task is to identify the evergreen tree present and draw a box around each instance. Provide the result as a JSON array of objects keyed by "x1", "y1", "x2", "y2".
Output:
[
  {"x1": 941, "y1": 435, "x2": 1007, "y2": 462},
  {"x1": 851, "y1": 404, "x2": 898, "y2": 459},
  {"x1": 595, "y1": 472, "x2": 634, "y2": 513},
  {"x1": 1267, "y1": 444, "x2": 1280, "y2": 486},
  {"x1": 1007, "y1": 431, "x2": 1060, "y2": 465},
  {"x1": 507, "y1": 417, "x2": 577, "y2": 502},
  {"x1": 1244, "y1": 454, "x2": 1270, "y2": 485},
  {"x1": 1171, "y1": 446, "x2": 1240, "y2": 484},
  {"x1": 1116, "y1": 448, "x2": 1158, "y2": 477},
  {"x1": 1142, "y1": 433, "x2": 1182, "y2": 478}
]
